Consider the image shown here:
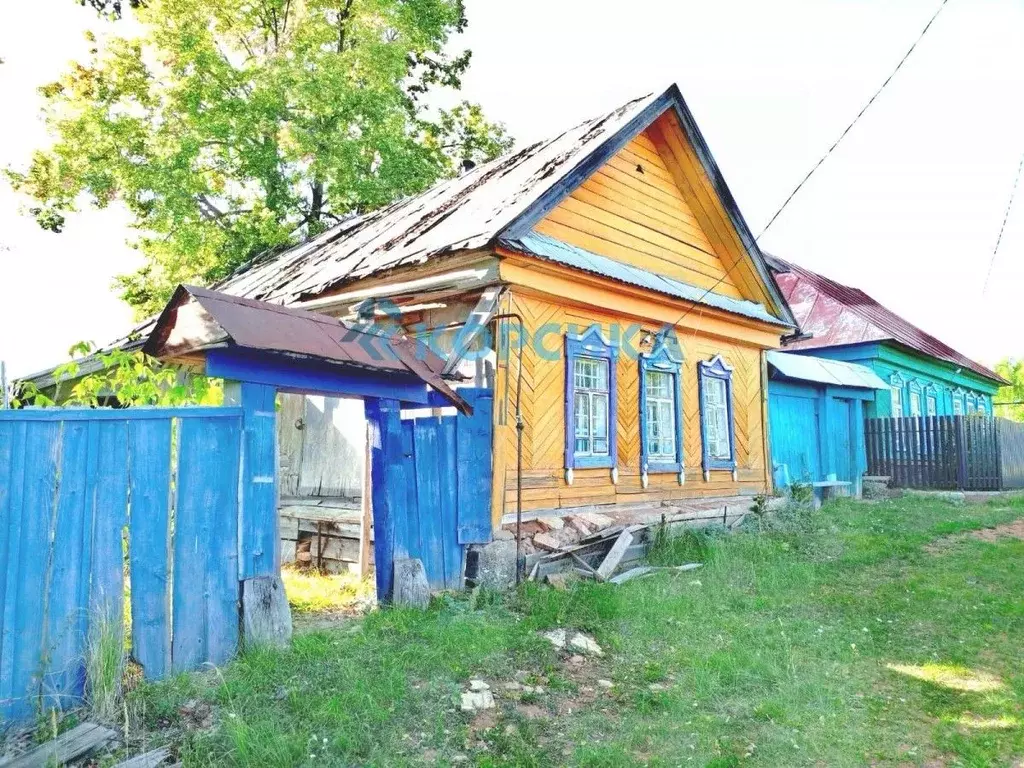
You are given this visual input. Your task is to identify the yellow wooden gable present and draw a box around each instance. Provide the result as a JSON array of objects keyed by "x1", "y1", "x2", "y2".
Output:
[{"x1": 532, "y1": 110, "x2": 776, "y2": 310}]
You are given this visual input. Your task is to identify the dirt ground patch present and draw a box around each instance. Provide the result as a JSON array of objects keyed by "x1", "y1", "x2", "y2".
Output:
[{"x1": 926, "y1": 518, "x2": 1024, "y2": 553}]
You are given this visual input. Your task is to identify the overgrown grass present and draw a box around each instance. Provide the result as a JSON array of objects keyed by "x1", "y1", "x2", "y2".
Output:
[
  {"x1": 281, "y1": 566, "x2": 374, "y2": 614},
  {"x1": 129, "y1": 495, "x2": 1024, "y2": 766},
  {"x1": 86, "y1": 608, "x2": 125, "y2": 723}
]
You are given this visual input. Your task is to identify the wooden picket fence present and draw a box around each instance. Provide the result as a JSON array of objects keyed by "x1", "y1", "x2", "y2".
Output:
[
  {"x1": 0, "y1": 404, "x2": 275, "y2": 723},
  {"x1": 865, "y1": 415, "x2": 1024, "y2": 491}
]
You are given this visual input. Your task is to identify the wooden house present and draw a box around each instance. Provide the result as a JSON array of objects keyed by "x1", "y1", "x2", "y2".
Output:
[
  {"x1": 767, "y1": 256, "x2": 1006, "y2": 419},
  {"x1": 766, "y1": 351, "x2": 888, "y2": 494},
  {"x1": 209, "y1": 84, "x2": 797, "y2": 531}
]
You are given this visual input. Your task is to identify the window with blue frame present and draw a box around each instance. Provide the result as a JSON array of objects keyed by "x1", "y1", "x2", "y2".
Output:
[
  {"x1": 966, "y1": 393, "x2": 977, "y2": 414},
  {"x1": 925, "y1": 387, "x2": 938, "y2": 417},
  {"x1": 639, "y1": 342, "x2": 683, "y2": 484},
  {"x1": 564, "y1": 325, "x2": 618, "y2": 477},
  {"x1": 977, "y1": 395, "x2": 988, "y2": 416},
  {"x1": 952, "y1": 392, "x2": 964, "y2": 416},
  {"x1": 698, "y1": 356, "x2": 735, "y2": 476}
]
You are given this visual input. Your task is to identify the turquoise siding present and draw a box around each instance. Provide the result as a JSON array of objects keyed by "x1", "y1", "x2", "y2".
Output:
[
  {"x1": 767, "y1": 378, "x2": 874, "y2": 495},
  {"x1": 787, "y1": 343, "x2": 999, "y2": 420}
]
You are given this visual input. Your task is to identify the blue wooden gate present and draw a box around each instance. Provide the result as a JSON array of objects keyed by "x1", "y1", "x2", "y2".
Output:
[
  {"x1": 368, "y1": 389, "x2": 493, "y2": 599},
  {"x1": 0, "y1": 405, "x2": 270, "y2": 723}
]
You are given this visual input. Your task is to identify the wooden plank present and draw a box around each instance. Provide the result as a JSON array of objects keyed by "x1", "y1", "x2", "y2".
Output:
[
  {"x1": 595, "y1": 530, "x2": 635, "y2": 581},
  {"x1": 241, "y1": 575, "x2": 291, "y2": 648},
  {"x1": 0, "y1": 721, "x2": 116, "y2": 768},
  {"x1": 127, "y1": 418, "x2": 173, "y2": 680},
  {"x1": 413, "y1": 419, "x2": 445, "y2": 588},
  {"x1": 0, "y1": 420, "x2": 27, "y2": 721},
  {"x1": 89, "y1": 420, "x2": 130, "y2": 625},
  {"x1": 6, "y1": 421, "x2": 61, "y2": 719},
  {"x1": 360, "y1": 421, "x2": 373, "y2": 578},
  {"x1": 173, "y1": 416, "x2": 241, "y2": 672},
  {"x1": 366, "y1": 399, "x2": 404, "y2": 602},
  {"x1": 437, "y1": 417, "x2": 462, "y2": 589},
  {"x1": 236, "y1": 383, "x2": 279, "y2": 580},
  {"x1": 457, "y1": 391, "x2": 494, "y2": 544},
  {"x1": 110, "y1": 746, "x2": 171, "y2": 768},
  {"x1": 534, "y1": 217, "x2": 742, "y2": 298},
  {"x1": 42, "y1": 421, "x2": 91, "y2": 707},
  {"x1": 276, "y1": 393, "x2": 305, "y2": 497}
]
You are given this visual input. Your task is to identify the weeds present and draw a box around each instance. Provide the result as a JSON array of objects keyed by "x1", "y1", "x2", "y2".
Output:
[
  {"x1": 124, "y1": 495, "x2": 1024, "y2": 766},
  {"x1": 85, "y1": 608, "x2": 125, "y2": 723}
]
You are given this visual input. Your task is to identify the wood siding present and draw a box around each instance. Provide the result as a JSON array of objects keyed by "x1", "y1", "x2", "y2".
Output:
[
  {"x1": 534, "y1": 131, "x2": 744, "y2": 298},
  {"x1": 491, "y1": 290, "x2": 769, "y2": 520}
]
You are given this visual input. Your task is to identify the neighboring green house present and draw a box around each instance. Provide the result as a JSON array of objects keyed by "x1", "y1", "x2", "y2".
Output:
[{"x1": 768, "y1": 256, "x2": 1005, "y2": 418}]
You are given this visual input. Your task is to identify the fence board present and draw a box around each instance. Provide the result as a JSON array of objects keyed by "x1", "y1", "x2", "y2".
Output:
[
  {"x1": 43, "y1": 422, "x2": 91, "y2": 706},
  {"x1": 173, "y1": 417, "x2": 241, "y2": 671},
  {"x1": 866, "y1": 415, "x2": 1010, "y2": 491},
  {"x1": 413, "y1": 419, "x2": 444, "y2": 586},
  {"x1": 438, "y1": 419, "x2": 461, "y2": 589},
  {"x1": 0, "y1": 421, "x2": 21, "y2": 717},
  {"x1": 9, "y1": 422, "x2": 61, "y2": 720},
  {"x1": 457, "y1": 392, "x2": 494, "y2": 544},
  {"x1": 0, "y1": 406, "x2": 253, "y2": 724},
  {"x1": 128, "y1": 419, "x2": 173, "y2": 679},
  {"x1": 998, "y1": 418, "x2": 1024, "y2": 489}
]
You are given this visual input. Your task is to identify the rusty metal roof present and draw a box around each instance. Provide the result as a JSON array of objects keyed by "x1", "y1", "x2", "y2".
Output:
[
  {"x1": 215, "y1": 93, "x2": 657, "y2": 304},
  {"x1": 767, "y1": 255, "x2": 1004, "y2": 384},
  {"x1": 144, "y1": 285, "x2": 471, "y2": 412}
]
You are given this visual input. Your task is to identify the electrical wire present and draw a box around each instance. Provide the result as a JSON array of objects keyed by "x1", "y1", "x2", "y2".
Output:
[
  {"x1": 663, "y1": 0, "x2": 952, "y2": 335},
  {"x1": 982, "y1": 149, "x2": 1024, "y2": 295},
  {"x1": 757, "y1": 0, "x2": 951, "y2": 239}
]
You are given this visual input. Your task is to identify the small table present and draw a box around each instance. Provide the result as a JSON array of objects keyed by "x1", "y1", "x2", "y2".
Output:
[{"x1": 810, "y1": 480, "x2": 852, "y2": 509}]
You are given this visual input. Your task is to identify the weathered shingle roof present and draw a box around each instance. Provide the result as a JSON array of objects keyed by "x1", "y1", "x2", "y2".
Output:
[
  {"x1": 216, "y1": 93, "x2": 658, "y2": 304},
  {"x1": 767, "y1": 255, "x2": 1005, "y2": 384}
]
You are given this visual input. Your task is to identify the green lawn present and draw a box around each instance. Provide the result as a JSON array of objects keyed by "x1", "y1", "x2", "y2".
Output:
[{"x1": 129, "y1": 496, "x2": 1024, "y2": 767}]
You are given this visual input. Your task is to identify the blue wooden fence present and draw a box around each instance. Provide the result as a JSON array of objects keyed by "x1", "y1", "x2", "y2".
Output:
[
  {"x1": 0, "y1": 404, "x2": 274, "y2": 723},
  {"x1": 368, "y1": 389, "x2": 493, "y2": 600}
]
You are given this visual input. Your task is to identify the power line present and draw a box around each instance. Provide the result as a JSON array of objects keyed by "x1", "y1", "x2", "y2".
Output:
[
  {"x1": 982, "y1": 149, "x2": 1024, "y2": 295},
  {"x1": 757, "y1": 0, "x2": 951, "y2": 240}
]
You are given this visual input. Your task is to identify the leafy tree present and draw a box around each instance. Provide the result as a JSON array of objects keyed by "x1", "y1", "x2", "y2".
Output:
[
  {"x1": 76, "y1": 0, "x2": 145, "y2": 20},
  {"x1": 13, "y1": 342, "x2": 220, "y2": 408},
  {"x1": 9, "y1": 0, "x2": 511, "y2": 316},
  {"x1": 994, "y1": 358, "x2": 1024, "y2": 422}
]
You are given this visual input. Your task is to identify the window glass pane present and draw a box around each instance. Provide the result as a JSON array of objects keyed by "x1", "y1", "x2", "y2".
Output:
[
  {"x1": 593, "y1": 391, "x2": 609, "y2": 454},
  {"x1": 926, "y1": 396, "x2": 937, "y2": 417},
  {"x1": 702, "y1": 376, "x2": 731, "y2": 461},
  {"x1": 953, "y1": 398, "x2": 963, "y2": 415},
  {"x1": 574, "y1": 393, "x2": 590, "y2": 453},
  {"x1": 574, "y1": 357, "x2": 608, "y2": 392},
  {"x1": 645, "y1": 371, "x2": 671, "y2": 399},
  {"x1": 909, "y1": 392, "x2": 921, "y2": 417},
  {"x1": 891, "y1": 387, "x2": 903, "y2": 417}
]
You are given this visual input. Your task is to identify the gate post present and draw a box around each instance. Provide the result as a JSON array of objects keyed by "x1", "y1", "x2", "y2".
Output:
[
  {"x1": 224, "y1": 381, "x2": 279, "y2": 579},
  {"x1": 366, "y1": 398, "x2": 403, "y2": 603}
]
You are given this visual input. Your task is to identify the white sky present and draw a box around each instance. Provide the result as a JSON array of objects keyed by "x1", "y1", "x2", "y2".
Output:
[{"x1": 1, "y1": 0, "x2": 1022, "y2": 378}]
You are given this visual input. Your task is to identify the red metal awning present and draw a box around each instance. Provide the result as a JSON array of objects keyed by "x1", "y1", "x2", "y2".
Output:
[{"x1": 144, "y1": 285, "x2": 471, "y2": 413}]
